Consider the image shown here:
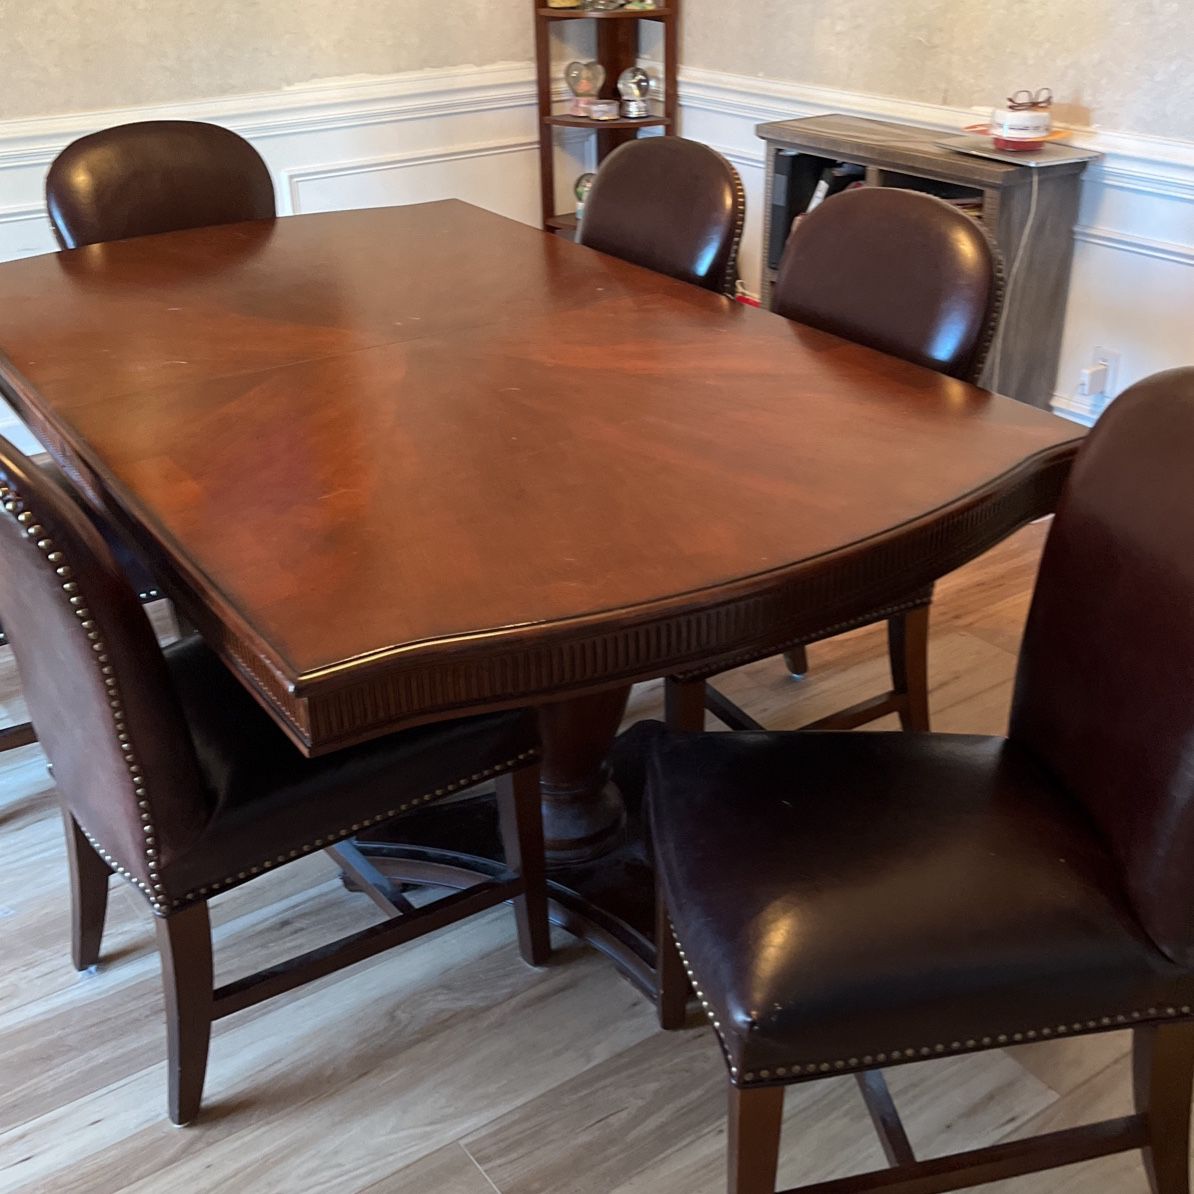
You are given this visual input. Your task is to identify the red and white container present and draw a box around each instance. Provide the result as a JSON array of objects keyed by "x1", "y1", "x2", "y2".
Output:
[{"x1": 990, "y1": 88, "x2": 1053, "y2": 151}]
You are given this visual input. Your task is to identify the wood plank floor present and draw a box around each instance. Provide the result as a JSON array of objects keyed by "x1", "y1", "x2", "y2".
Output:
[{"x1": 0, "y1": 521, "x2": 1170, "y2": 1192}]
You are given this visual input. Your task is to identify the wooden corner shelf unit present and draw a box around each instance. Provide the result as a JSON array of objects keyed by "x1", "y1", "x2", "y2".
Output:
[
  {"x1": 756, "y1": 114, "x2": 1101, "y2": 409},
  {"x1": 534, "y1": 1, "x2": 680, "y2": 233}
]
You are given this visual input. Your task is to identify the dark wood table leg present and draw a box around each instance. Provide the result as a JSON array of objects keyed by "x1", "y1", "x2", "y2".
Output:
[
  {"x1": 538, "y1": 685, "x2": 631, "y2": 865},
  {"x1": 350, "y1": 690, "x2": 660, "y2": 995}
]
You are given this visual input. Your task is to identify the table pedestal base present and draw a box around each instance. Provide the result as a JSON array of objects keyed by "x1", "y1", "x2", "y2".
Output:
[{"x1": 354, "y1": 720, "x2": 660, "y2": 994}]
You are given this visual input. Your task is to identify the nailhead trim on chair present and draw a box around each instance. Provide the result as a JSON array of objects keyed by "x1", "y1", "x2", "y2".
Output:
[
  {"x1": 0, "y1": 482, "x2": 171, "y2": 912},
  {"x1": 669, "y1": 923, "x2": 1194, "y2": 1086},
  {"x1": 0, "y1": 595, "x2": 158, "y2": 648},
  {"x1": 717, "y1": 150, "x2": 747, "y2": 299},
  {"x1": 670, "y1": 923, "x2": 743, "y2": 1077},
  {"x1": 967, "y1": 216, "x2": 1009, "y2": 384},
  {"x1": 172, "y1": 748, "x2": 541, "y2": 910}
]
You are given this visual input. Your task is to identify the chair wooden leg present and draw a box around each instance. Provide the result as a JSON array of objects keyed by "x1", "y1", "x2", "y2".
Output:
[
  {"x1": 655, "y1": 894, "x2": 691, "y2": 1030},
  {"x1": 496, "y1": 764, "x2": 551, "y2": 967},
  {"x1": 62, "y1": 811, "x2": 111, "y2": 971},
  {"x1": 156, "y1": 902, "x2": 214, "y2": 1126},
  {"x1": 0, "y1": 721, "x2": 38, "y2": 752},
  {"x1": 665, "y1": 677, "x2": 706, "y2": 731},
  {"x1": 783, "y1": 645, "x2": 809, "y2": 678},
  {"x1": 1134, "y1": 1022, "x2": 1194, "y2": 1194},
  {"x1": 888, "y1": 607, "x2": 931, "y2": 732},
  {"x1": 729, "y1": 1084, "x2": 785, "y2": 1194}
]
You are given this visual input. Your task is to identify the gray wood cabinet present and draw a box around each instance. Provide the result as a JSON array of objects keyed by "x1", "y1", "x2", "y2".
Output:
[{"x1": 756, "y1": 114, "x2": 1099, "y2": 408}]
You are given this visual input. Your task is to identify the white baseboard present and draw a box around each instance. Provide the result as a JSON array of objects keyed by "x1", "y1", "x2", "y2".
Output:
[{"x1": 1050, "y1": 391, "x2": 1110, "y2": 427}]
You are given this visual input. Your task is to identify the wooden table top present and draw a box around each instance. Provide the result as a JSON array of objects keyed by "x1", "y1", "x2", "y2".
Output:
[{"x1": 0, "y1": 200, "x2": 1083, "y2": 751}]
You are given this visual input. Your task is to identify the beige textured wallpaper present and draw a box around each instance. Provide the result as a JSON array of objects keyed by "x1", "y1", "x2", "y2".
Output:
[
  {"x1": 6, "y1": 0, "x2": 1192, "y2": 143},
  {"x1": 2, "y1": 0, "x2": 531, "y2": 120},
  {"x1": 683, "y1": 0, "x2": 1194, "y2": 141}
]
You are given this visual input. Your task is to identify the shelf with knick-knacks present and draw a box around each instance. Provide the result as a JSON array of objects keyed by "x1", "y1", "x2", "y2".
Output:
[
  {"x1": 533, "y1": 0, "x2": 679, "y2": 234},
  {"x1": 538, "y1": 6, "x2": 673, "y2": 17},
  {"x1": 540, "y1": 0, "x2": 668, "y2": 13}
]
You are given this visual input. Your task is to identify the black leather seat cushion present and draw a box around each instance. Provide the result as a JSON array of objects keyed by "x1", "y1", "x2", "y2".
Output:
[
  {"x1": 648, "y1": 727, "x2": 1194, "y2": 1085},
  {"x1": 160, "y1": 635, "x2": 537, "y2": 905}
]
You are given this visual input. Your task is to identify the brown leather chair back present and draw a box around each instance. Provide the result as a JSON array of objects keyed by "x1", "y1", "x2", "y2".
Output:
[
  {"x1": 578, "y1": 137, "x2": 745, "y2": 295},
  {"x1": 47, "y1": 120, "x2": 276, "y2": 249},
  {"x1": 1011, "y1": 368, "x2": 1194, "y2": 966},
  {"x1": 0, "y1": 440, "x2": 210, "y2": 906},
  {"x1": 771, "y1": 187, "x2": 1002, "y2": 383}
]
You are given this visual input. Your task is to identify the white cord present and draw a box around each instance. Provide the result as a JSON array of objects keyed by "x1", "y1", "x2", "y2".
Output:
[{"x1": 989, "y1": 168, "x2": 1039, "y2": 395}]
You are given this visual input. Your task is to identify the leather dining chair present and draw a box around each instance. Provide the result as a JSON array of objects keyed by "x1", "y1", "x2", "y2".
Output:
[
  {"x1": 0, "y1": 436, "x2": 549, "y2": 1125},
  {"x1": 650, "y1": 368, "x2": 1194, "y2": 1193},
  {"x1": 46, "y1": 119, "x2": 276, "y2": 249},
  {"x1": 0, "y1": 492, "x2": 162, "y2": 751},
  {"x1": 665, "y1": 186, "x2": 1003, "y2": 738},
  {"x1": 0, "y1": 122, "x2": 279, "y2": 755},
  {"x1": 577, "y1": 136, "x2": 746, "y2": 296}
]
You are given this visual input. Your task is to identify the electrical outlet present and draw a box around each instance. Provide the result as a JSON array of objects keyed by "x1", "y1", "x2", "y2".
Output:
[
  {"x1": 1061, "y1": 347, "x2": 1122, "y2": 426},
  {"x1": 1091, "y1": 346, "x2": 1121, "y2": 398},
  {"x1": 1078, "y1": 363, "x2": 1108, "y2": 397}
]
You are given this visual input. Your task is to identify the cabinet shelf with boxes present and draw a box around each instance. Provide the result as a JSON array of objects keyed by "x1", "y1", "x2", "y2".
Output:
[
  {"x1": 534, "y1": 0, "x2": 679, "y2": 235},
  {"x1": 757, "y1": 114, "x2": 1099, "y2": 408}
]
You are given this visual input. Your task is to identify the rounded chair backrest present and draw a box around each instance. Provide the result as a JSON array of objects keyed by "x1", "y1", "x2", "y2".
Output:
[
  {"x1": 1011, "y1": 368, "x2": 1194, "y2": 966},
  {"x1": 578, "y1": 137, "x2": 745, "y2": 296},
  {"x1": 46, "y1": 120, "x2": 276, "y2": 249},
  {"x1": 0, "y1": 440, "x2": 209, "y2": 909},
  {"x1": 771, "y1": 187, "x2": 1002, "y2": 383}
]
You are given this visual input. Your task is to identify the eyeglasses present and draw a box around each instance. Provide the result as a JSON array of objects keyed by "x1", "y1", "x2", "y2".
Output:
[{"x1": 1007, "y1": 88, "x2": 1053, "y2": 110}]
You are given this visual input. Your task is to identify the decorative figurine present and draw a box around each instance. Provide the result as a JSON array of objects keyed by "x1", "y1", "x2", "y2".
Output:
[
  {"x1": 575, "y1": 173, "x2": 596, "y2": 219},
  {"x1": 617, "y1": 67, "x2": 651, "y2": 119},
  {"x1": 565, "y1": 61, "x2": 605, "y2": 117}
]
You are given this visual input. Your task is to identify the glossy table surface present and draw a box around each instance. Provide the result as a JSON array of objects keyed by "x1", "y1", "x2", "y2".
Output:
[{"x1": 0, "y1": 200, "x2": 1083, "y2": 753}]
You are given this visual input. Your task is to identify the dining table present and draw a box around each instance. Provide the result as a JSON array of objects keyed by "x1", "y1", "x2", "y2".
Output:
[{"x1": 0, "y1": 199, "x2": 1084, "y2": 992}]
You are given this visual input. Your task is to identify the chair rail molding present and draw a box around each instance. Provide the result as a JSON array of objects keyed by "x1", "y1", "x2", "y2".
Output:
[
  {"x1": 675, "y1": 65, "x2": 1194, "y2": 421},
  {"x1": 0, "y1": 62, "x2": 540, "y2": 171},
  {"x1": 0, "y1": 62, "x2": 581, "y2": 253}
]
